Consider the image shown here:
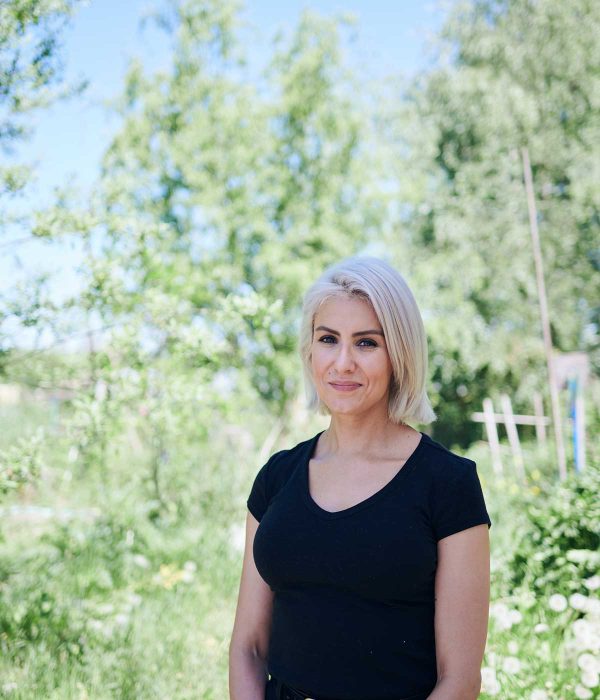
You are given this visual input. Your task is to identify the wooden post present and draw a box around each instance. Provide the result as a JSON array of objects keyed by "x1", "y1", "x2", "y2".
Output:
[
  {"x1": 572, "y1": 377, "x2": 586, "y2": 473},
  {"x1": 483, "y1": 398, "x2": 503, "y2": 475},
  {"x1": 521, "y1": 147, "x2": 567, "y2": 480},
  {"x1": 500, "y1": 394, "x2": 525, "y2": 480},
  {"x1": 532, "y1": 392, "x2": 547, "y2": 445}
]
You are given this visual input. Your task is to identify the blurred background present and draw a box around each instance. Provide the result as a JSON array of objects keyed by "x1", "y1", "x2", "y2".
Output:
[{"x1": 1, "y1": 1, "x2": 598, "y2": 698}]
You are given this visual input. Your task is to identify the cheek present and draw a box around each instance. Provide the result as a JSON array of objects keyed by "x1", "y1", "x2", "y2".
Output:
[
  {"x1": 368, "y1": 356, "x2": 393, "y2": 384},
  {"x1": 310, "y1": 346, "x2": 327, "y2": 375}
]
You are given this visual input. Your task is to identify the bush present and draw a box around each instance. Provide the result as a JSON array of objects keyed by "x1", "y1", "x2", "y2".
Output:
[
  {"x1": 0, "y1": 513, "x2": 149, "y2": 664},
  {"x1": 507, "y1": 458, "x2": 600, "y2": 598}
]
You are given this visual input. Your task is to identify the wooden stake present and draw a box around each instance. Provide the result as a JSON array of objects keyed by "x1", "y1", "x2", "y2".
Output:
[
  {"x1": 483, "y1": 397, "x2": 503, "y2": 475},
  {"x1": 532, "y1": 392, "x2": 547, "y2": 444},
  {"x1": 521, "y1": 147, "x2": 567, "y2": 480},
  {"x1": 500, "y1": 394, "x2": 525, "y2": 480},
  {"x1": 575, "y1": 381, "x2": 586, "y2": 473}
]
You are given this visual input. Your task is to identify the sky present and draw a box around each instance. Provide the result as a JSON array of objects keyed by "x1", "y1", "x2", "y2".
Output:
[{"x1": 3, "y1": 0, "x2": 446, "y2": 349}]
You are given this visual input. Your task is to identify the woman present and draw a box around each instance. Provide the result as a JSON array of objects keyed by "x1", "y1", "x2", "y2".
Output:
[{"x1": 229, "y1": 257, "x2": 491, "y2": 700}]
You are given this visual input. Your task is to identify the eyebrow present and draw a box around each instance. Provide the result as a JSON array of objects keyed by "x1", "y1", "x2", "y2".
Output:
[{"x1": 314, "y1": 325, "x2": 385, "y2": 337}]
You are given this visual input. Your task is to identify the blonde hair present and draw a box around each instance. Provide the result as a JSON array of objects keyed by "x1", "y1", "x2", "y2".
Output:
[{"x1": 299, "y1": 256, "x2": 436, "y2": 425}]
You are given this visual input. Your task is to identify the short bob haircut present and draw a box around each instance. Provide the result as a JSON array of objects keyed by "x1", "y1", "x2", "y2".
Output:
[{"x1": 299, "y1": 256, "x2": 436, "y2": 425}]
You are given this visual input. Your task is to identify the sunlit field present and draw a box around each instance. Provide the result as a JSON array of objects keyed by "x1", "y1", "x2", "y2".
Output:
[
  {"x1": 1, "y1": 0, "x2": 599, "y2": 698},
  {"x1": 1, "y1": 397, "x2": 598, "y2": 698}
]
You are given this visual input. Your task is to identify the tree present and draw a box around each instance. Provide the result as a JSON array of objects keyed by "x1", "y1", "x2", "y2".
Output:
[
  {"x1": 382, "y1": 0, "x2": 600, "y2": 445},
  {"x1": 1, "y1": 0, "x2": 84, "y2": 202},
  {"x1": 0, "y1": 0, "x2": 84, "y2": 498},
  {"x1": 12, "y1": 0, "x2": 390, "y2": 517}
]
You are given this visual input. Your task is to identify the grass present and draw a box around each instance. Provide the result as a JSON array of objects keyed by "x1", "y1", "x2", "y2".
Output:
[{"x1": 0, "y1": 400, "x2": 597, "y2": 699}]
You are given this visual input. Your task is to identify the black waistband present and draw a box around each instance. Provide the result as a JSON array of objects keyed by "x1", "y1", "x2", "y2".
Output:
[
  {"x1": 269, "y1": 675, "x2": 430, "y2": 700},
  {"x1": 271, "y1": 676, "x2": 314, "y2": 700}
]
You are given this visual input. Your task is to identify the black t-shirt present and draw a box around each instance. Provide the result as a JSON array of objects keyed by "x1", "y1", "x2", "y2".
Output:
[{"x1": 247, "y1": 430, "x2": 492, "y2": 700}]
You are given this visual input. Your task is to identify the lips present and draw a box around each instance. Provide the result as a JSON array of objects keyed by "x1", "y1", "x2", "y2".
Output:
[{"x1": 329, "y1": 381, "x2": 362, "y2": 391}]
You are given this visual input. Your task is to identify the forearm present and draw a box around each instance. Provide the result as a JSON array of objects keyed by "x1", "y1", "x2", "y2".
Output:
[
  {"x1": 229, "y1": 644, "x2": 268, "y2": 700},
  {"x1": 426, "y1": 674, "x2": 481, "y2": 700}
]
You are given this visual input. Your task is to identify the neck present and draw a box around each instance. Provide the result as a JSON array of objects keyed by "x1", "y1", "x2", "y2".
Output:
[{"x1": 322, "y1": 408, "x2": 411, "y2": 459}]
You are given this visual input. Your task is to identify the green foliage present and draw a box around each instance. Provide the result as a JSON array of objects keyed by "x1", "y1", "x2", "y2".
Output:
[
  {"x1": 0, "y1": 0, "x2": 85, "y2": 199},
  {"x1": 0, "y1": 514, "x2": 140, "y2": 664},
  {"x1": 0, "y1": 499, "x2": 235, "y2": 697},
  {"x1": 481, "y1": 581, "x2": 600, "y2": 698},
  {"x1": 383, "y1": 0, "x2": 600, "y2": 443},
  {"x1": 0, "y1": 0, "x2": 392, "y2": 517},
  {"x1": 1, "y1": 0, "x2": 600, "y2": 694},
  {"x1": 507, "y1": 458, "x2": 600, "y2": 597},
  {"x1": 0, "y1": 427, "x2": 44, "y2": 499}
]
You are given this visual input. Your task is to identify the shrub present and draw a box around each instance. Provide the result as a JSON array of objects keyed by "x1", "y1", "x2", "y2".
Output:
[{"x1": 507, "y1": 458, "x2": 600, "y2": 598}]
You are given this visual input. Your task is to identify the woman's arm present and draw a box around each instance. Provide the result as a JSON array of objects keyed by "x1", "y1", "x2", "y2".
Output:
[
  {"x1": 229, "y1": 511, "x2": 275, "y2": 700},
  {"x1": 427, "y1": 524, "x2": 491, "y2": 700}
]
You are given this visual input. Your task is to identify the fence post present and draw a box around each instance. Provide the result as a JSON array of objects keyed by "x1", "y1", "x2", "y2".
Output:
[{"x1": 483, "y1": 397, "x2": 503, "y2": 475}]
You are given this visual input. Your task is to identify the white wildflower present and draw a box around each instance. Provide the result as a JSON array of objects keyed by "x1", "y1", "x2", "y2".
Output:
[
  {"x1": 578, "y1": 653, "x2": 600, "y2": 673},
  {"x1": 481, "y1": 667, "x2": 500, "y2": 696},
  {"x1": 180, "y1": 569, "x2": 194, "y2": 583},
  {"x1": 575, "y1": 684, "x2": 593, "y2": 698},
  {"x1": 581, "y1": 669, "x2": 599, "y2": 688},
  {"x1": 549, "y1": 593, "x2": 568, "y2": 612},
  {"x1": 114, "y1": 613, "x2": 129, "y2": 627},
  {"x1": 502, "y1": 656, "x2": 521, "y2": 674},
  {"x1": 530, "y1": 690, "x2": 549, "y2": 700},
  {"x1": 583, "y1": 576, "x2": 600, "y2": 591},
  {"x1": 570, "y1": 593, "x2": 590, "y2": 611},
  {"x1": 534, "y1": 622, "x2": 550, "y2": 633},
  {"x1": 573, "y1": 619, "x2": 600, "y2": 651},
  {"x1": 508, "y1": 640, "x2": 519, "y2": 654},
  {"x1": 2, "y1": 682, "x2": 17, "y2": 694},
  {"x1": 127, "y1": 592, "x2": 142, "y2": 608},
  {"x1": 486, "y1": 651, "x2": 498, "y2": 666},
  {"x1": 87, "y1": 619, "x2": 104, "y2": 632},
  {"x1": 133, "y1": 554, "x2": 150, "y2": 569},
  {"x1": 490, "y1": 602, "x2": 522, "y2": 630},
  {"x1": 509, "y1": 608, "x2": 523, "y2": 624},
  {"x1": 585, "y1": 598, "x2": 600, "y2": 616},
  {"x1": 183, "y1": 560, "x2": 197, "y2": 573}
]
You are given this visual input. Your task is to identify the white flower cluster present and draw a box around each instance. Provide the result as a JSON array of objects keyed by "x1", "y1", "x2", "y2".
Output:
[
  {"x1": 481, "y1": 601, "x2": 527, "y2": 695},
  {"x1": 85, "y1": 591, "x2": 142, "y2": 640},
  {"x1": 481, "y1": 666, "x2": 501, "y2": 696},
  {"x1": 481, "y1": 647, "x2": 526, "y2": 696},
  {"x1": 482, "y1": 583, "x2": 600, "y2": 698},
  {"x1": 529, "y1": 690, "x2": 550, "y2": 700},
  {"x1": 489, "y1": 601, "x2": 523, "y2": 631},
  {"x1": 550, "y1": 585, "x2": 600, "y2": 696}
]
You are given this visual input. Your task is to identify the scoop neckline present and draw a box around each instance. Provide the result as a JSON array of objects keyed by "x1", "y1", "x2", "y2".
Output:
[{"x1": 302, "y1": 429, "x2": 428, "y2": 520}]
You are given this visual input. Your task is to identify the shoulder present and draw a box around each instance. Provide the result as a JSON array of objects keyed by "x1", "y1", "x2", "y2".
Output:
[
  {"x1": 259, "y1": 432, "x2": 319, "y2": 488},
  {"x1": 419, "y1": 433, "x2": 478, "y2": 483},
  {"x1": 419, "y1": 434, "x2": 491, "y2": 540},
  {"x1": 247, "y1": 433, "x2": 319, "y2": 521}
]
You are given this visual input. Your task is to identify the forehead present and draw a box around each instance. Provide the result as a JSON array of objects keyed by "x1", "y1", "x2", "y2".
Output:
[{"x1": 314, "y1": 294, "x2": 381, "y2": 327}]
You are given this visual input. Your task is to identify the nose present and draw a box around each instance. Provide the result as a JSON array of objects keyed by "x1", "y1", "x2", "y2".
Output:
[{"x1": 333, "y1": 342, "x2": 356, "y2": 373}]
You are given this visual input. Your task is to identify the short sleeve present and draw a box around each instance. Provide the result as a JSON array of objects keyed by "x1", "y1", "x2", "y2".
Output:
[
  {"x1": 430, "y1": 457, "x2": 492, "y2": 542},
  {"x1": 247, "y1": 460, "x2": 270, "y2": 522}
]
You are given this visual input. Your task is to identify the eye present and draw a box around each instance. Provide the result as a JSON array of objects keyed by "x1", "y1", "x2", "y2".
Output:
[
  {"x1": 317, "y1": 335, "x2": 337, "y2": 344},
  {"x1": 358, "y1": 338, "x2": 378, "y2": 347}
]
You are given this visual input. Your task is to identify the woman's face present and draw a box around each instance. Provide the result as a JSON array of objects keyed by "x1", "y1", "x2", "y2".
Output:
[{"x1": 310, "y1": 295, "x2": 394, "y2": 419}]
